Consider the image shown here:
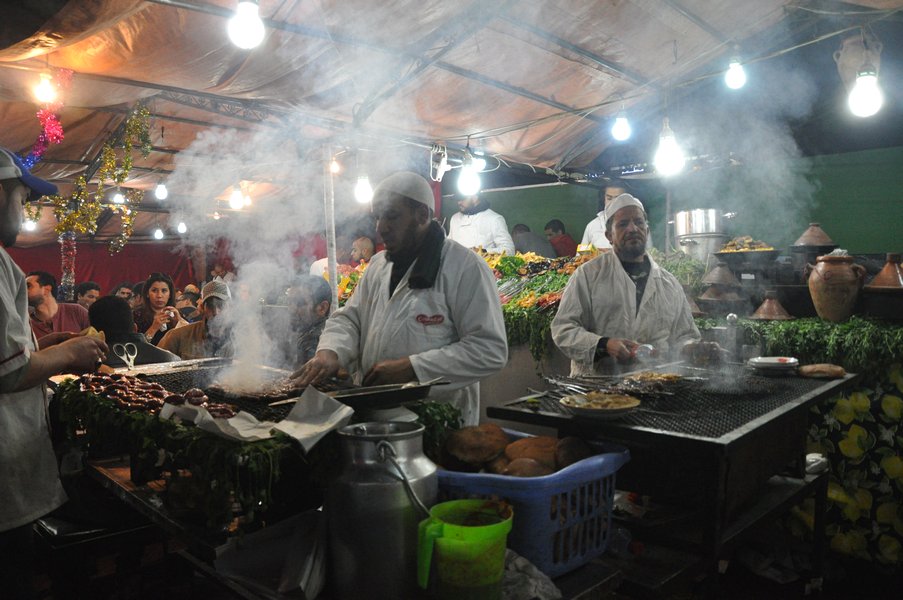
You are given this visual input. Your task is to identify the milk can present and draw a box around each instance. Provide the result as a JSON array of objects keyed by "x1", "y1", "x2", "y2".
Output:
[{"x1": 326, "y1": 421, "x2": 437, "y2": 599}]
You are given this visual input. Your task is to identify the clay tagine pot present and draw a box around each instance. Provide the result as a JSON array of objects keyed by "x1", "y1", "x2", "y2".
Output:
[
  {"x1": 865, "y1": 253, "x2": 903, "y2": 290},
  {"x1": 806, "y1": 255, "x2": 866, "y2": 322},
  {"x1": 793, "y1": 223, "x2": 836, "y2": 247},
  {"x1": 791, "y1": 223, "x2": 839, "y2": 282},
  {"x1": 750, "y1": 290, "x2": 794, "y2": 320},
  {"x1": 701, "y1": 262, "x2": 741, "y2": 287},
  {"x1": 700, "y1": 285, "x2": 742, "y2": 301}
]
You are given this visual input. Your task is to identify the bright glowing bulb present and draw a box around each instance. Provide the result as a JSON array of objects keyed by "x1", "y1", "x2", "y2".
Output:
[
  {"x1": 112, "y1": 192, "x2": 125, "y2": 204},
  {"x1": 229, "y1": 187, "x2": 245, "y2": 210},
  {"x1": 457, "y1": 166, "x2": 481, "y2": 196},
  {"x1": 227, "y1": 1, "x2": 265, "y2": 50},
  {"x1": 213, "y1": 211, "x2": 221, "y2": 220},
  {"x1": 23, "y1": 219, "x2": 37, "y2": 232},
  {"x1": 34, "y1": 72, "x2": 57, "y2": 104},
  {"x1": 848, "y1": 70, "x2": 883, "y2": 118},
  {"x1": 472, "y1": 155, "x2": 487, "y2": 171},
  {"x1": 725, "y1": 59, "x2": 746, "y2": 90},
  {"x1": 653, "y1": 118, "x2": 686, "y2": 177},
  {"x1": 177, "y1": 221, "x2": 187, "y2": 234},
  {"x1": 153, "y1": 228, "x2": 164, "y2": 240},
  {"x1": 354, "y1": 176, "x2": 373, "y2": 204},
  {"x1": 611, "y1": 114, "x2": 631, "y2": 141},
  {"x1": 154, "y1": 183, "x2": 168, "y2": 200},
  {"x1": 329, "y1": 158, "x2": 341, "y2": 174}
]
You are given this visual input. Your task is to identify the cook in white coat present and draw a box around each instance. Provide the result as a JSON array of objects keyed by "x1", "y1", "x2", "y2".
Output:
[
  {"x1": 292, "y1": 172, "x2": 508, "y2": 426},
  {"x1": 553, "y1": 194, "x2": 700, "y2": 376},
  {"x1": 448, "y1": 194, "x2": 515, "y2": 255},
  {"x1": 580, "y1": 181, "x2": 626, "y2": 249}
]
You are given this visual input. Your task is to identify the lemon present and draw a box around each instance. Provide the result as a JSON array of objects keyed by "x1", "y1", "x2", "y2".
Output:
[
  {"x1": 876, "y1": 502, "x2": 900, "y2": 525},
  {"x1": 842, "y1": 502, "x2": 861, "y2": 522},
  {"x1": 880, "y1": 455, "x2": 903, "y2": 480},
  {"x1": 854, "y1": 488, "x2": 873, "y2": 511},
  {"x1": 881, "y1": 395, "x2": 903, "y2": 421},
  {"x1": 849, "y1": 391, "x2": 871, "y2": 412},
  {"x1": 833, "y1": 397, "x2": 856, "y2": 425},
  {"x1": 828, "y1": 481, "x2": 853, "y2": 504},
  {"x1": 838, "y1": 424, "x2": 868, "y2": 459},
  {"x1": 878, "y1": 534, "x2": 902, "y2": 564},
  {"x1": 889, "y1": 364, "x2": 903, "y2": 393}
]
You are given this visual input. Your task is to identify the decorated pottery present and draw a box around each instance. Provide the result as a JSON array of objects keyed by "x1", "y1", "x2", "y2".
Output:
[{"x1": 806, "y1": 255, "x2": 866, "y2": 322}]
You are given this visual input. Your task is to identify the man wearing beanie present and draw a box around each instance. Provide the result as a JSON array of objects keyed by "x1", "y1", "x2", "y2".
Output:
[
  {"x1": 0, "y1": 147, "x2": 109, "y2": 599},
  {"x1": 293, "y1": 171, "x2": 507, "y2": 425},
  {"x1": 552, "y1": 193, "x2": 700, "y2": 375}
]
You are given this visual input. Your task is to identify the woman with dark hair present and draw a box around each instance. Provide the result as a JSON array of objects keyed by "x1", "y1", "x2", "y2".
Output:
[{"x1": 133, "y1": 273, "x2": 188, "y2": 345}]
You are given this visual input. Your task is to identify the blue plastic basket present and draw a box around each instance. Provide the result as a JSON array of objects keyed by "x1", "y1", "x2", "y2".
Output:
[{"x1": 436, "y1": 430, "x2": 629, "y2": 578}]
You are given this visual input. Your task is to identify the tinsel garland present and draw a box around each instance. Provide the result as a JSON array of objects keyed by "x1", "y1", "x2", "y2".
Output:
[
  {"x1": 19, "y1": 68, "x2": 72, "y2": 169},
  {"x1": 58, "y1": 232, "x2": 77, "y2": 302}
]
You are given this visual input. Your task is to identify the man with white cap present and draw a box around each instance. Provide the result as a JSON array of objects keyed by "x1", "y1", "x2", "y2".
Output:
[
  {"x1": 0, "y1": 147, "x2": 109, "y2": 599},
  {"x1": 580, "y1": 180, "x2": 627, "y2": 250},
  {"x1": 293, "y1": 171, "x2": 508, "y2": 426},
  {"x1": 159, "y1": 280, "x2": 232, "y2": 360},
  {"x1": 552, "y1": 193, "x2": 700, "y2": 375},
  {"x1": 448, "y1": 192, "x2": 516, "y2": 255}
]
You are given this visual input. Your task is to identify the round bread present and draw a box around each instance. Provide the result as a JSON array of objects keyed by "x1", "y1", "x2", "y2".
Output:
[
  {"x1": 502, "y1": 457, "x2": 554, "y2": 478},
  {"x1": 504, "y1": 436, "x2": 557, "y2": 470},
  {"x1": 444, "y1": 423, "x2": 510, "y2": 465}
]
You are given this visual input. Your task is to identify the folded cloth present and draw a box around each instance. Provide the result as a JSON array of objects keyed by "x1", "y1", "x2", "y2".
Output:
[{"x1": 274, "y1": 386, "x2": 354, "y2": 452}]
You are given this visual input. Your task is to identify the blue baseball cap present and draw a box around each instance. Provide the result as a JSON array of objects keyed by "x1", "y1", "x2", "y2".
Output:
[{"x1": 0, "y1": 147, "x2": 58, "y2": 198}]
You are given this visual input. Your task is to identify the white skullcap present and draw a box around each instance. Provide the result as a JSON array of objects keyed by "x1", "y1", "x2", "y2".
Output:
[
  {"x1": 605, "y1": 193, "x2": 646, "y2": 227},
  {"x1": 372, "y1": 171, "x2": 434, "y2": 208}
]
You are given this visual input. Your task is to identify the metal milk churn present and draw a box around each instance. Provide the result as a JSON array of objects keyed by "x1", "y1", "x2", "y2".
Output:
[{"x1": 326, "y1": 421, "x2": 437, "y2": 599}]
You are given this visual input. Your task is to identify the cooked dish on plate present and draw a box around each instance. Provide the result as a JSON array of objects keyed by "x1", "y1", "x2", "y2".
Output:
[{"x1": 561, "y1": 392, "x2": 641, "y2": 410}]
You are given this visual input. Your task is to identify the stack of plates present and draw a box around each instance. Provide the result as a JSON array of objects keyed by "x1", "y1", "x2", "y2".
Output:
[{"x1": 747, "y1": 356, "x2": 799, "y2": 375}]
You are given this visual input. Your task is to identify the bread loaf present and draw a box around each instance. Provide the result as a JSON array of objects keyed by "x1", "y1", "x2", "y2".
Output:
[
  {"x1": 799, "y1": 363, "x2": 846, "y2": 379},
  {"x1": 444, "y1": 423, "x2": 509, "y2": 466},
  {"x1": 504, "y1": 436, "x2": 557, "y2": 470},
  {"x1": 502, "y1": 457, "x2": 554, "y2": 477}
]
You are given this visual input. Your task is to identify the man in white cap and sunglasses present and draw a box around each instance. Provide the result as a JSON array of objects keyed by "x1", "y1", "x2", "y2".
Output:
[
  {"x1": 552, "y1": 193, "x2": 701, "y2": 375},
  {"x1": 0, "y1": 147, "x2": 109, "y2": 599},
  {"x1": 293, "y1": 171, "x2": 507, "y2": 426}
]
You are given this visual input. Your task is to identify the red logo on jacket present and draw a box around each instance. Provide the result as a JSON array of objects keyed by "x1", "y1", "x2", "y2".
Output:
[{"x1": 416, "y1": 314, "x2": 445, "y2": 325}]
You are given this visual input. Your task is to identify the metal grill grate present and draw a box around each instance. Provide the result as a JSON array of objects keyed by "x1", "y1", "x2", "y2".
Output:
[{"x1": 515, "y1": 371, "x2": 832, "y2": 439}]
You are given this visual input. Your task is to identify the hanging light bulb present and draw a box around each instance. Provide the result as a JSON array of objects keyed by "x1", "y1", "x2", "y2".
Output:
[
  {"x1": 227, "y1": 0, "x2": 265, "y2": 50},
  {"x1": 329, "y1": 158, "x2": 341, "y2": 174},
  {"x1": 33, "y1": 72, "x2": 57, "y2": 104},
  {"x1": 153, "y1": 227, "x2": 164, "y2": 240},
  {"x1": 229, "y1": 185, "x2": 245, "y2": 210},
  {"x1": 472, "y1": 153, "x2": 487, "y2": 172},
  {"x1": 177, "y1": 221, "x2": 187, "y2": 234},
  {"x1": 23, "y1": 219, "x2": 37, "y2": 232},
  {"x1": 154, "y1": 182, "x2": 168, "y2": 200},
  {"x1": 244, "y1": 194, "x2": 252, "y2": 207},
  {"x1": 725, "y1": 57, "x2": 747, "y2": 90},
  {"x1": 611, "y1": 105, "x2": 632, "y2": 141},
  {"x1": 457, "y1": 148, "x2": 482, "y2": 196},
  {"x1": 848, "y1": 64, "x2": 883, "y2": 117},
  {"x1": 112, "y1": 192, "x2": 125, "y2": 204},
  {"x1": 213, "y1": 211, "x2": 221, "y2": 220},
  {"x1": 653, "y1": 118, "x2": 686, "y2": 177},
  {"x1": 354, "y1": 176, "x2": 373, "y2": 204}
]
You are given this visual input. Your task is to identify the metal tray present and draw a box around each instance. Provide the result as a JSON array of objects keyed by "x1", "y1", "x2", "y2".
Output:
[{"x1": 328, "y1": 380, "x2": 448, "y2": 411}]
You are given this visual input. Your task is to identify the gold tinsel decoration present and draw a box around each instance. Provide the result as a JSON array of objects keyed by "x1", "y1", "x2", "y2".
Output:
[{"x1": 43, "y1": 105, "x2": 152, "y2": 254}]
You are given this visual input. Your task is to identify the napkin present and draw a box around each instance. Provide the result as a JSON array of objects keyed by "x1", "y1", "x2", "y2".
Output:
[{"x1": 274, "y1": 386, "x2": 355, "y2": 452}]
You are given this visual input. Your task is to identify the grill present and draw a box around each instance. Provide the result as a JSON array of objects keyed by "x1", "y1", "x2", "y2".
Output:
[{"x1": 514, "y1": 369, "x2": 827, "y2": 439}]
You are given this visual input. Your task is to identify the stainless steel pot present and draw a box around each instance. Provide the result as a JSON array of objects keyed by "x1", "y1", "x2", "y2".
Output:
[
  {"x1": 677, "y1": 233, "x2": 728, "y2": 264},
  {"x1": 674, "y1": 209, "x2": 726, "y2": 237}
]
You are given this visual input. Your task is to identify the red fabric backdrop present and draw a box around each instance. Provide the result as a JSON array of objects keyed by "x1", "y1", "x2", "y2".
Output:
[{"x1": 6, "y1": 242, "x2": 195, "y2": 295}]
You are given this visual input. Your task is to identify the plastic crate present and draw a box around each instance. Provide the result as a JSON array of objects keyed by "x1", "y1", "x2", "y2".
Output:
[{"x1": 437, "y1": 430, "x2": 629, "y2": 578}]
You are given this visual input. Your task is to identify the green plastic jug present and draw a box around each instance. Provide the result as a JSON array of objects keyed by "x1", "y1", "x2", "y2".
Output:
[{"x1": 417, "y1": 499, "x2": 513, "y2": 599}]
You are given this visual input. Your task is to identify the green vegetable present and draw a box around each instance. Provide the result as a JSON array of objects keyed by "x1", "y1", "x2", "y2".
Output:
[
  {"x1": 496, "y1": 255, "x2": 526, "y2": 278},
  {"x1": 409, "y1": 400, "x2": 462, "y2": 463}
]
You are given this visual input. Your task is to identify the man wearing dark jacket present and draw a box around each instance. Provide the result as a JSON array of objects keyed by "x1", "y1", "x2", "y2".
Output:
[{"x1": 89, "y1": 296, "x2": 180, "y2": 367}]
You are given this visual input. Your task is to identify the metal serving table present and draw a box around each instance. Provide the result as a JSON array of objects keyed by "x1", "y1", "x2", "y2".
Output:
[{"x1": 487, "y1": 365, "x2": 858, "y2": 592}]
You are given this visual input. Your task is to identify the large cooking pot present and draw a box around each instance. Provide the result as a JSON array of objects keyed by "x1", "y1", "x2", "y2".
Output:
[{"x1": 674, "y1": 209, "x2": 726, "y2": 237}]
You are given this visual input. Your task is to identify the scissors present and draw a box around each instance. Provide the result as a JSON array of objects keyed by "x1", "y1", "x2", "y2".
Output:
[{"x1": 112, "y1": 343, "x2": 138, "y2": 370}]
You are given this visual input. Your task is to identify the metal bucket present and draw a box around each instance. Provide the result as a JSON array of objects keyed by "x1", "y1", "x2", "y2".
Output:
[
  {"x1": 674, "y1": 209, "x2": 725, "y2": 237},
  {"x1": 677, "y1": 233, "x2": 728, "y2": 264},
  {"x1": 326, "y1": 421, "x2": 437, "y2": 600}
]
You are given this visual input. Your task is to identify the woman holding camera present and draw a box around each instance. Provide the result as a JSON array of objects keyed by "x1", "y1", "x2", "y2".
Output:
[{"x1": 133, "y1": 273, "x2": 188, "y2": 345}]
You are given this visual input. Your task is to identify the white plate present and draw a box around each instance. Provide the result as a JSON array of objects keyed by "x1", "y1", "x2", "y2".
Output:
[
  {"x1": 559, "y1": 394, "x2": 640, "y2": 420},
  {"x1": 747, "y1": 356, "x2": 799, "y2": 370}
]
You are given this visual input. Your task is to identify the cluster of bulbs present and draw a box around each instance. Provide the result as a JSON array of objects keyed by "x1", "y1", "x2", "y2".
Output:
[{"x1": 228, "y1": 184, "x2": 253, "y2": 210}]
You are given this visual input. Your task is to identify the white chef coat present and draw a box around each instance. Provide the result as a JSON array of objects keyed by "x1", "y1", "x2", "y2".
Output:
[
  {"x1": 551, "y1": 251, "x2": 699, "y2": 376},
  {"x1": 448, "y1": 209, "x2": 515, "y2": 255},
  {"x1": 317, "y1": 238, "x2": 508, "y2": 426},
  {"x1": 0, "y1": 248, "x2": 66, "y2": 532},
  {"x1": 580, "y1": 212, "x2": 611, "y2": 249}
]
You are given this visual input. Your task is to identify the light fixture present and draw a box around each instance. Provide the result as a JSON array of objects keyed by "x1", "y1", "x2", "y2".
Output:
[
  {"x1": 154, "y1": 182, "x2": 168, "y2": 200},
  {"x1": 848, "y1": 63, "x2": 883, "y2": 117},
  {"x1": 227, "y1": 0, "x2": 265, "y2": 50},
  {"x1": 213, "y1": 211, "x2": 221, "y2": 220},
  {"x1": 244, "y1": 194, "x2": 252, "y2": 207},
  {"x1": 329, "y1": 158, "x2": 341, "y2": 174},
  {"x1": 724, "y1": 57, "x2": 747, "y2": 90},
  {"x1": 472, "y1": 153, "x2": 487, "y2": 172},
  {"x1": 177, "y1": 221, "x2": 187, "y2": 234},
  {"x1": 33, "y1": 71, "x2": 57, "y2": 104},
  {"x1": 354, "y1": 176, "x2": 373, "y2": 204},
  {"x1": 112, "y1": 191, "x2": 125, "y2": 204},
  {"x1": 153, "y1": 227, "x2": 164, "y2": 240},
  {"x1": 229, "y1": 185, "x2": 245, "y2": 210},
  {"x1": 23, "y1": 219, "x2": 37, "y2": 232},
  {"x1": 456, "y1": 146, "x2": 482, "y2": 196},
  {"x1": 611, "y1": 104, "x2": 632, "y2": 141},
  {"x1": 653, "y1": 117, "x2": 686, "y2": 177},
  {"x1": 429, "y1": 144, "x2": 451, "y2": 182}
]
